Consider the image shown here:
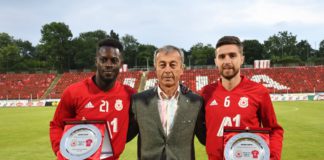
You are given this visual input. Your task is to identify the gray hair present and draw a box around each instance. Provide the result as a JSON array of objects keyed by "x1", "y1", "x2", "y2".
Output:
[{"x1": 153, "y1": 45, "x2": 185, "y2": 66}]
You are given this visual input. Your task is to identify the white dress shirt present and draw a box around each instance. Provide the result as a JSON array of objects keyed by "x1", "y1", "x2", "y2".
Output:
[{"x1": 157, "y1": 86, "x2": 180, "y2": 135}]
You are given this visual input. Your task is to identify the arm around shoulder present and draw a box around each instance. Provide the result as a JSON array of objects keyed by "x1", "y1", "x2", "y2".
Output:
[
  {"x1": 127, "y1": 94, "x2": 139, "y2": 142},
  {"x1": 195, "y1": 95, "x2": 206, "y2": 145}
]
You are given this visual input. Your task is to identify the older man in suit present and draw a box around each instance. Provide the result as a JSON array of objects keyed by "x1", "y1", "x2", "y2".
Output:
[{"x1": 127, "y1": 45, "x2": 206, "y2": 160}]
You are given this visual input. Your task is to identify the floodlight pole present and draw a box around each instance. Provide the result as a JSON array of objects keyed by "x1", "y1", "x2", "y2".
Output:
[{"x1": 146, "y1": 57, "x2": 149, "y2": 71}]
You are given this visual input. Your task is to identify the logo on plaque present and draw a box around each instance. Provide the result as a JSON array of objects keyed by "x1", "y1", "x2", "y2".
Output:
[
  {"x1": 60, "y1": 125, "x2": 102, "y2": 159},
  {"x1": 58, "y1": 120, "x2": 114, "y2": 160},
  {"x1": 223, "y1": 127, "x2": 270, "y2": 160}
]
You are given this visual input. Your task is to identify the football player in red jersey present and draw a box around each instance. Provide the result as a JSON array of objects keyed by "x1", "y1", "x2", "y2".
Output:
[
  {"x1": 200, "y1": 36, "x2": 284, "y2": 160},
  {"x1": 49, "y1": 39, "x2": 136, "y2": 160}
]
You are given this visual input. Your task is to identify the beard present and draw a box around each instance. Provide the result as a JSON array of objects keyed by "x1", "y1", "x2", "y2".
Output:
[{"x1": 220, "y1": 66, "x2": 240, "y2": 80}]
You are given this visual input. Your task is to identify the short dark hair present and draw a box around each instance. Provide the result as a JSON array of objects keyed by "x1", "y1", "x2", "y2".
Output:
[
  {"x1": 97, "y1": 38, "x2": 124, "y2": 60},
  {"x1": 97, "y1": 38, "x2": 123, "y2": 52},
  {"x1": 215, "y1": 36, "x2": 243, "y2": 54}
]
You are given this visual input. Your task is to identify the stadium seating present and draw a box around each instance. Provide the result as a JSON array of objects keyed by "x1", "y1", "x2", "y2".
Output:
[
  {"x1": 0, "y1": 73, "x2": 56, "y2": 99},
  {"x1": 241, "y1": 66, "x2": 324, "y2": 93},
  {"x1": 48, "y1": 72, "x2": 93, "y2": 99},
  {"x1": 1, "y1": 66, "x2": 323, "y2": 100},
  {"x1": 144, "y1": 66, "x2": 324, "y2": 94},
  {"x1": 48, "y1": 71, "x2": 142, "y2": 99}
]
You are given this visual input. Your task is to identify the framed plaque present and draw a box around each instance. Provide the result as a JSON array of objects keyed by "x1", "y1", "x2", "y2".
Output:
[
  {"x1": 223, "y1": 127, "x2": 270, "y2": 160},
  {"x1": 58, "y1": 120, "x2": 114, "y2": 160}
]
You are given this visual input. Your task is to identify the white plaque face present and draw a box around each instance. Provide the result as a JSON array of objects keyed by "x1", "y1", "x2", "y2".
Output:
[
  {"x1": 224, "y1": 133, "x2": 270, "y2": 160},
  {"x1": 60, "y1": 124, "x2": 102, "y2": 160}
]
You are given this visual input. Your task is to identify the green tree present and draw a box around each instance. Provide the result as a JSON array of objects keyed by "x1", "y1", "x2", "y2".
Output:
[
  {"x1": 15, "y1": 39, "x2": 35, "y2": 58},
  {"x1": 0, "y1": 45, "x2": 21, "y2": 72},
  {"x1": 242, "y1": 40, "x2": 264, "y2": 65},
  {"x1": 319, "y1": 40, "x2": 324, "y2": 57},
  {"x1": 40, "y1": 22, "x2": 73, "y2": 72},
  {"x1": 0, "y1": 33, "x2": 14, "y2": 48},
  {"x1": 264, "y1": 31, "x2": 298, "y2": 63},
  {"x1": 275, "y1": 55, "x2": 302, "y2": 65},
  {"x1": 121, "y1": 34, "x2": 140, "y2": 67},
  {"x1": 296, "y1": 40, "x2": 312, "y2": 60},
  {"x1": 0, "y1": 33, "x2": 44, "y2": 72},
  {"x1": 73, "y1": 30, "x2": 108, "y2": 69},
  {"x1": 309, "y1": 39, "x2": 324, "y2": 65},
  {"x1": 190, "y1": 43, "x2": 214, "y2": 65},
  {"x1": 0, "y1": 33, "x2": 28, "y2": 72},
  {"x1": 109, "y1": 30, "x2": 119, "y2": 41},
  {"x1": 136, "y1": 44, "x2": 157, "y2": 69},
  {"x1": 264, "y1": 31, "x2": 297, "y2": 56},
  {"x1": 0, "y1": 33, "x2": 14, "y2": 72}
]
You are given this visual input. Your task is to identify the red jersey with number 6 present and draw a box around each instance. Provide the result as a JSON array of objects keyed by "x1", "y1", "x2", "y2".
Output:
[
  {"x1": 200, "y1": 76, "x2": 283, "y2": 160},
  {"x1": 49, "y1": 76, "x2": 136, "y2": 159}
]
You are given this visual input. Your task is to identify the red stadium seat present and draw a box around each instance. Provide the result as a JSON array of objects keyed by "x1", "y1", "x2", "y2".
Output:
[
  {"x1": 1, "y1": 66, "x2": 323, "y2": 100},
  {"x1": 0, "y1": 73, "x2": 56, "y2": 99}
]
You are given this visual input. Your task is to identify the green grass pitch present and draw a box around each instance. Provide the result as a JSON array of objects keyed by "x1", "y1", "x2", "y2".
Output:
[{"x1": 0, "y1": 101, "x2": 323, "y2": 160}]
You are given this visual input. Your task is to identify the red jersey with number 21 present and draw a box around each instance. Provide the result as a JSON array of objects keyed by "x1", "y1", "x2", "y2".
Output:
[
  {"x1": 50, "y1": 76, "x2": 136, "y2": 160},
  {"x1": 200, "y1": 76, "x2": 283, "y2": 160}
]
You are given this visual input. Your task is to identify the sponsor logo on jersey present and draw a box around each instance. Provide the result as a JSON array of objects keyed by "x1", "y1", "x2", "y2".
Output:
[
  {"x1": 114, "y1": 99, "x2": 123, "y2": 111},
  {"x1": 238, "y1": 97, "x2": 249, "y2": 108},
  {"x1": 85, "y1": 102, "x2": 95, "y2": 108},
  {"x1": 210, "y1": 99, "x2": 218, "y2": 106}
]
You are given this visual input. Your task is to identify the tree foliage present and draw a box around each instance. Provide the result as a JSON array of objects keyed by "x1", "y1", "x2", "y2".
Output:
[
  {"x1": 319, "y1": 40, "x2": 324, "y2": 57},
  {"x1": 0, "y1": 33, "x2": 14, "y2": 48},
  {"x1": 1, "y1": 26, "x2": 324, "y2": 73},
  {"x1": 136, "y1": 44, "x2": 157, "y2": 68},
  {"x1": 264, "y1": 31, "x2": 298, "y2": 58},
  {"x1": 242, "y1": 40, "x2": 264, "y2": 65},
  {"x1": 0, "y1": 33, "x2": 38, "y2": 72},
  {"x1": 121, "y1": 34, "x2": 140, "y2": 67},
  {"x1": 190, "y1": 43, "x2": 214, "y2": 65},
  {"x1": 73, "y1": 30, "x2": 108, "y2": 69},
  {"x1": 296, "y1": 40, "x2": 312, "y2": 59},
  {"x1": 40, "y1": 22, "x2": 73, "y2": 72},
  {"x1": 15, "y1": 39, "x2": 35, "y2": 58}
]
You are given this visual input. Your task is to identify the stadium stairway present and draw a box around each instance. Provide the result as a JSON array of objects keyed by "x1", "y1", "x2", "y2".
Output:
[
  {"x1": 138, "y1": 71, "x2": 148, "y2": 92},
  {"x1": 41, "y1": 74, "x2": 62, "y2": 99}
]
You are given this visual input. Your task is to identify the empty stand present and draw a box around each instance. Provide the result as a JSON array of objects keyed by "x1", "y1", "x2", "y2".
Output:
[
  {"x1": 0, "y1": 73, "x2": 56, "y2": 99},
  {"x1": 1, "y1": 66, "x2": 323, "y2": 100},
  {"x1": 144, "y1": 66, "x2": 324, "y2": 94},
  {"x1": 47, "y1": 71, "x2": 142, "y2": 99},
  {"x1": 48, "y1": 72, "x2": 93, "y2": 99}
]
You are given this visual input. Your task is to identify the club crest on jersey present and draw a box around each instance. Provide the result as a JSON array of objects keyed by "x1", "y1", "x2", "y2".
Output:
[
  {"x1": 210, "y1": 99, "x2": 218, "y2": 106},
  {"x1": 238, "y1": 97, "x2": 249, "y2": 108},
  {"x1": 114, "y1": 99, "x2": 123, "y2": 111}
]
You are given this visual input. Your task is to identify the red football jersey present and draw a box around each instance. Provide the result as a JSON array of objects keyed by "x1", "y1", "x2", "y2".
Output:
[
  {"x1": 200, "y1": 76, "x2": 283, "y2": 160},
  {"x1": 50, "y1": 76, "x2": 136, "y2": 160}
]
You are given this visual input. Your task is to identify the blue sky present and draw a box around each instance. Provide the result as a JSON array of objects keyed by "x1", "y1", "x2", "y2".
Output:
[{"x1": 1, "y1": 0, "x2": 324, "y2": 50}]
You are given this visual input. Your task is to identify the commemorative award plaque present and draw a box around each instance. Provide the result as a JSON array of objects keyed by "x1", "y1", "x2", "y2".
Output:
[
  {"x1": 223, "y1": 127, "x2": 270, "y2": 160},
  {"x1": 59, "y1": 120, "x2": 113, "y2": 160}
]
